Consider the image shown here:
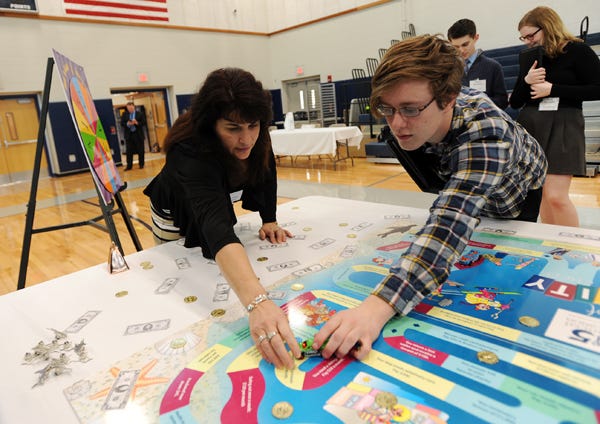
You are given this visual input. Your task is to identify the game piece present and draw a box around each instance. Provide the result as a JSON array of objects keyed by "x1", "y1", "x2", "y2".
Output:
[
  {"x1": 23, "y1": 329, "x2": 91, "y2": 387},
  {"x1": 257, "y1": 257, "x2": 268, "y2": 262},
  {"x1": 477, "y1": 350, "x2": 499, "y2": 365},
  {"x1": 211, "y1": 309, "x2": 225, "y2": 318},
  {"x1": 184, "y1": 296, "x2": 198, "y2": 303},
  {"x1": 115, "y1": 291, "x2": 128, "y2": 298},
  {"x1": 108, "y1": 242, "x2": 129, "y2": 274},
  {"x1": 519, "y1": 316, "x2": 540, "y2": 327},
  {"x1": 290, "y1": 283, "x2": 304, "y2": 291},
  {"x1": 271, "y1": 401, "x2": 294, "y2": 419},
  {"x1": 49, "y1": 328, "x2": 67, "y2": 340},
  {"x1": 347, "y1": 234, "x2": 357, "y2": 238},
  {"x1": 298, "y1": 339, "x2": 322, "y2": 358}
]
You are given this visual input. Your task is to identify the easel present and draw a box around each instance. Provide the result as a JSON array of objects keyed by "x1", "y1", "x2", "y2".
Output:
[{"x1": 17, "y1": 57, "x2": 142, "y2": 291}]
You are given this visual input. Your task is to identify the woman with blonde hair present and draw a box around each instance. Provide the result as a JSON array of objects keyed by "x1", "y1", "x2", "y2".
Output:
[{"x1": 510, "y1": 6, "x2": 600, "y2": 227}]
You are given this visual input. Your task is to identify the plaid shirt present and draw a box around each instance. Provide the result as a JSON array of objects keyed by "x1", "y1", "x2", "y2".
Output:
[{"x1": 373, "y1": 88, "x2": 547, "y2": 315}]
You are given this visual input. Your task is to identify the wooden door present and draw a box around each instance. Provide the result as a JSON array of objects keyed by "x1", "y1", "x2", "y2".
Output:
[
  {"x1": 0, "y1": 97, "x2": 46, "y2": 183},
  {"x1": 151, "y1": 91, "x2": 168, "y2": 150}
]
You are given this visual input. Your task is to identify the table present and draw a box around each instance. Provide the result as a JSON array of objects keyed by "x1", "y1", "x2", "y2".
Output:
[
  {"x1": 1, "y1": 196, "x2": 599, "y2": 423},
  {"x1": 270, "y1": 126, "x2": 363, "y2": 168}
]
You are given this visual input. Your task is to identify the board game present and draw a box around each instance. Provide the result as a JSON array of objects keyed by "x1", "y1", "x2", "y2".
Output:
[{"x1": 61, "y1": 197, "x2": 600, "y2": 423}]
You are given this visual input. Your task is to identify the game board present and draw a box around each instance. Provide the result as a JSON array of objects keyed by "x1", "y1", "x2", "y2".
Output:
[{"x1": 62, "y1": 202, "x2": 600, "y2": 423}]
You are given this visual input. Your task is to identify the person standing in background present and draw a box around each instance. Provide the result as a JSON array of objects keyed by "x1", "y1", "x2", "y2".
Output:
[
  {"x1": 121, "y1": 101, "x2": 147, "y2": 170},
  {"x1": 448, "y1": 18, "x2": 508, "y2": 109},
  {"x1": 510, "y1": 6, "x2": 600, "y2": 227}
]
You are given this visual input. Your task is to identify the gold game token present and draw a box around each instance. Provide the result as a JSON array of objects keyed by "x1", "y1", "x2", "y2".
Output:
[
  {"x1": 477, "y1": 350, "x2": 499, "y2": 365},
  {"x1": 211, "y1": 308, "x2": 226, "y2": 317},
  {"x1": 184, "y1": 295, "x2": 198, "y2": 303},
  {"x1": 140, "y1": 261, "x2": 154, "y2": 270},
  {"x1": 339, "y1": 223, "x2": 348, "y2": 227},
  {"x1": 347, "y1": 234, "x2": 357, "y2": 238},
  {"x1": 115, "y1": 290, "x2": 128, "y2": 298},
  {"x1": 375, "y1": 391, "x2": 397, "y2": 409},
  {"x1": 519, "y1": 316, "x2": 540, "y2": 327},
  {"x1": 290, "y1": 283, "x2": 304, "y2": 291},
  {"x1": 169, "y1": 338, "x2": 187, "y2": 350},
  {"x1": 272, "y1": 401, "x2": 294, "y2": 419},
  {"x1": 257, "y1": 257, "x2": 268, "y2": 262},
  {"x1": 303, "y1": 227, "x2": 312, "y2": 232}
]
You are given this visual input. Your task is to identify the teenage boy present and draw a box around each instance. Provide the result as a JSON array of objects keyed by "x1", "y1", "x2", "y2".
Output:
[
  {"x1": 448, "y1": 18, "x2": 508, "y2": 109},
  {"x1": 312, "y1": 35, "x2": 546, "y2": 360}
]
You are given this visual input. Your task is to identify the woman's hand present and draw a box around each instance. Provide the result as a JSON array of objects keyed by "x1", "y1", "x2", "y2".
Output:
[
  {"x1": 249, "y1": 299, "x2": 301, "y2": 369},
  {"x1": 259, "y1": 222, "x2": 292, "y2": 243},
  {"x1": 529, "y1": 81, "x2": 553, "y2": 99},
  {"x1": 312, "y1": 295, "x2": 395, "y2": 360},
  {"x1": 524, "y1": 60, "x2": 546, "y2": 85}
]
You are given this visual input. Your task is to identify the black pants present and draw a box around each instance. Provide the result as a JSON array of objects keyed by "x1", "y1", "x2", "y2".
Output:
[
  {"x1": 514, "y1": 187, "x2": 543, "y2": 223},
  {"x1": 125, "y1": 132, "x2": 145, "y2": 169}
]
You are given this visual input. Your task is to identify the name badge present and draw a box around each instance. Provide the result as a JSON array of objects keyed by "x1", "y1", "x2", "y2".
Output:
[
  {"x1": 469, "y1": 79, "x2": 486, "y2": 92},
  {"x1": 538, "y1": 97, "x2": 559, "y2": 111},
  {"x1": 230, "y1": 190, "x2": 243, "y2": 203}
]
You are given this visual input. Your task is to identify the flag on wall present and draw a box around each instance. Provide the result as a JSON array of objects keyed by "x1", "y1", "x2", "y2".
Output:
[{"x1": 64, "y1": 0, "x2": 168, "y2": 22}]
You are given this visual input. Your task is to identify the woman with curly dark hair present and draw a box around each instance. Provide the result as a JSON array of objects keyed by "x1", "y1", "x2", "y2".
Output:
[{"x1": 144, "y1": 68, "x2": 300, "y2": 369}]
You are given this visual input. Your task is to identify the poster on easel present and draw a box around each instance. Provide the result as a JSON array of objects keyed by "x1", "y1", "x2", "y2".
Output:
[{"x1": 52, "y1": 49, "x2": 123, "y2": 205}]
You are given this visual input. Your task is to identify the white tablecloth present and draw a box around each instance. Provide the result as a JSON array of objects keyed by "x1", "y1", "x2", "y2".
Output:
[{"x1": 270, "y1": 126, "x2": 363, "y2": 156}]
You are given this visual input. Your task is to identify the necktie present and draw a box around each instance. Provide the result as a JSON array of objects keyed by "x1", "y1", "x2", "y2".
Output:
[
  {"x1": 465, "y1": 59, "x2": 471, "y2": 73},
  {"x1": 128, "y1": 112, "x2": 137, "y2": 132}
]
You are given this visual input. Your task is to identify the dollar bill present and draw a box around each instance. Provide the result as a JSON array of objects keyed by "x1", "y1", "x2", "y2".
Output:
[
  {"x1": 124, "y1": 319, "x2": 170, "y2": 336},
  {"x1": 175, "y1": 258, "x2": 191, "y2": 269},
  {"x1": 340, "y1": 245, "x2": 358, "y2": 258},
  {"x1": 102, "y1": 369, "x2": 140, "y2": 410},
  {"x1": 155, "y1": 277, "x2": 179, "y2": 295},
  {"x1": 266, "y1": 260, "x2": 300, "y2": 272},
  {"x1": 309, "y1": 238, "x2": 335, "y2": 249},
  {"x1": 64, "y1": 311, "x2": 101, "y2": 333},
  {"x1": 351, "y1": 222, "x2": 373, "y2": 231},
  {"x1": 292, "y1": 264, "x2": 324, "y2": 277},
  {"x1": 259, "y1": 242, "x2": 289, "y2": 250}
]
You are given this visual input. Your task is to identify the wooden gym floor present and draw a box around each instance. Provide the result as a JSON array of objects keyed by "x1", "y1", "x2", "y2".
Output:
[{"x1": 1, "y1": 153, "x2": 599, "y2": 296}]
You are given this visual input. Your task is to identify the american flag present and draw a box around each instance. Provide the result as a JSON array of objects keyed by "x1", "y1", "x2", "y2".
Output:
[{"x1": 64, "y1": 0, "x2": 168, "y2": 22}]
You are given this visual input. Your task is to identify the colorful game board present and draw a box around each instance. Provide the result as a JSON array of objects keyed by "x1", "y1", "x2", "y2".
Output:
[
  {"x1": 52, "y1": 49, "x2": 123, "y2": 205},
  {"x1": 63, "y1": 208, "x2": 600, "y2": 423}
]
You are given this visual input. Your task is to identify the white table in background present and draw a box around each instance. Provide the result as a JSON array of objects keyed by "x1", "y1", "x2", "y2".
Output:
[{"x1": 270, "y1": 126, "x2": 363, "y2": 168}]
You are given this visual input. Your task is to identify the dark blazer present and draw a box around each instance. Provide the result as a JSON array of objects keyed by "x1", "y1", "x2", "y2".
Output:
[
  {"x1": 143, "y1": 137, "x2": 278, "y2": 259},
  {"x1": 463, "y1": 52, "x2": 508, "y2": 109},
  {"x1": 120, "y1": 107, "x2": 146, "y2": 140}
]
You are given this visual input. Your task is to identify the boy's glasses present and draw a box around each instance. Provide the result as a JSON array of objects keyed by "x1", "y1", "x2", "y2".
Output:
[{"x1": 376, "y1": 98, "x2": 435, "y2": 118}]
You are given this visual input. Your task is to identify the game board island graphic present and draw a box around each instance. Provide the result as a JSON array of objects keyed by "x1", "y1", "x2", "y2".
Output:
[
  {"x1": 61, "y1": 214, "x2": 600, "y2": 423},
  {"x1": 52, "y1": 49, "x2": 123, "y2": 205}
]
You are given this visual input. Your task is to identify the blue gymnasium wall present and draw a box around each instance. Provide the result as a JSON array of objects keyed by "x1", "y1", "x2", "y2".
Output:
[
  {"x1": 47, "y1": 99, "x2": 122, "y2": 176},
  {"x1": 175, "y1": 90, "x2": 284, "y2": 124}
]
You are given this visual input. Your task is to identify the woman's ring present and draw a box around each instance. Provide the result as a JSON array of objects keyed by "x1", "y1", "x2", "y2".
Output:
[
  {"x1": 267, "y1": 331, "x2": 278, "y2": 342},
  {"x1": 257, "y1": 334, "x2": 268, "y2": 344}
]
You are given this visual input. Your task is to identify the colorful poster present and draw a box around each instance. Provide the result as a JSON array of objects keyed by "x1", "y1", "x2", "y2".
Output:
[{"x1": 52, "y1": 49, "x2": 123, "y2": 205}]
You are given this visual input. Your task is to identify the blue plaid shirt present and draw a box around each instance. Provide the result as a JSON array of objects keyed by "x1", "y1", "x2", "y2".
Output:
[{"x1": 373, "y1": 88, "x2": 547, "y2": 315}]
